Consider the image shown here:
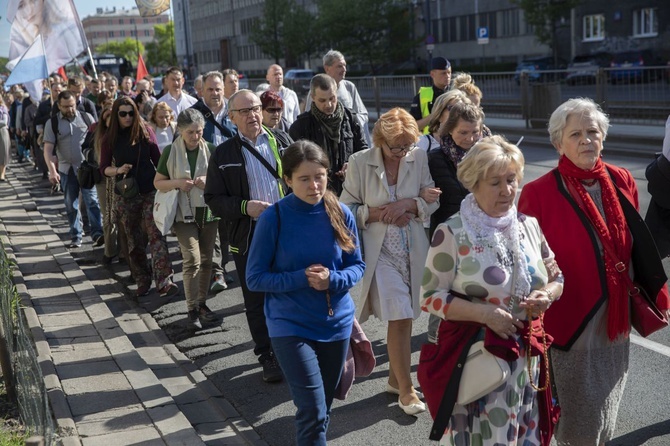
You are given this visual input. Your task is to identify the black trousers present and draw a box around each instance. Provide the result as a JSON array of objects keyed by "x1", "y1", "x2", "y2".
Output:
[{"x1": 233, "y1": 245, "x2": 271, "y2": 360}]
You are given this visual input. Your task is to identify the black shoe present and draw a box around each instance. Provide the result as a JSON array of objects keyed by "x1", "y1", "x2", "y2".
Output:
[
  {"x1": 187, "y1": 309, "x2": 202, "y2": 330},
  {"x1": 93, "y1": 234, "x2": 105, "y2": 247},
  {"x1": 223, "y1": 272, "x2": 235, "y2": 284},
  {"x1": 102, "y1": 255, "x2": 115, "y2": 265},
  {"x1": 260, "y1": 353, "x2": 283, "y2": 383},
  {"x1": 198, "y1": 303, "x2": 219, "y2": 323}
]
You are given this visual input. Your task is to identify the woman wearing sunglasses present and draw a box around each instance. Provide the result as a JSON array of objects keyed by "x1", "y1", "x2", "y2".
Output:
[
  {"x1": 340, "y1": 108, "x2": 440, "y2": 416},
  {"x1": 259, "y1": 90, "x2": 290, "y2": 134},
  {"x1": 100, "y1": 97, "x2": 178, "y2": 298}
]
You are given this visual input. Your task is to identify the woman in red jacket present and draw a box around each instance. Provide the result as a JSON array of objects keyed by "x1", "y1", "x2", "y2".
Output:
[{"x1": 518, "y1": 97, "x2": 670, "y2": 446}]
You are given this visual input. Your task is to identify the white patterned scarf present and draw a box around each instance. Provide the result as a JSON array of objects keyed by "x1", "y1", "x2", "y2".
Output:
[{"x1": 459, "y1": 193, "x2": 531, "y2": 301}]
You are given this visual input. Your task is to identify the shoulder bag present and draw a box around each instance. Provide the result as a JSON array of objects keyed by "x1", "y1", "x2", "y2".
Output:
[
  {"x1": 115, "y1": 143, "x2": 142, "y2": 199},
  {"x1": 153, "y1": 189, "x2": 179, "y2": 235},
  {"x1": 564, "y1": 178, "x2": 668, "y2": 337}
]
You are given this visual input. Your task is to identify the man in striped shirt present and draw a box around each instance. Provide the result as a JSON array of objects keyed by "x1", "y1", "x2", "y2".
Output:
[{"x1": 205, "y1": 90, "x2": 293, "y2": 383}]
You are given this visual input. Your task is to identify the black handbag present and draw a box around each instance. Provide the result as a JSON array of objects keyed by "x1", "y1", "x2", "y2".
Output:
[
  {"x1": 77, "y1": 148, "x2": 102, "y2": 189},
  {"x1": 114, "y1": 143, "x2": 142, "y2": 199}
]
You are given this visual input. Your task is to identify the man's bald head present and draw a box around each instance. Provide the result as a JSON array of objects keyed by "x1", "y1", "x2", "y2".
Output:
[{"x1": 266, "y1": 64, "x2": 284, "y2": 91}]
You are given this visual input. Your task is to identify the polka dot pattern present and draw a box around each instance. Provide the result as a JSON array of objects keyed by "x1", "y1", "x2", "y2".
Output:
[{"x1": 421, "y1": 215, "x2": 547, "y2": 444}]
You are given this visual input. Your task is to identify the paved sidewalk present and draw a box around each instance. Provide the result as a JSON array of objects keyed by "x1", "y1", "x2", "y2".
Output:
[{"x1": 0, "y1": 161, "x2": 261, "y2": 445}]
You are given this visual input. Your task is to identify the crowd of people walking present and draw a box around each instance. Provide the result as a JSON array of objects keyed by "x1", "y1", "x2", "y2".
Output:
[{"x1": 2, "y1": 51, "x2": 670, "y2": 446}]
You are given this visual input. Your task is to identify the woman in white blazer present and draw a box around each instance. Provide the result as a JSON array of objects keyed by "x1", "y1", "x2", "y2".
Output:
[{"x1": 340, "y1": 108, "x2": 440, "y2": 416}]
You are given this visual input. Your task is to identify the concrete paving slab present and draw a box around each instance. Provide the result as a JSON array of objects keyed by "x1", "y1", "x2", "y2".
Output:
[
  {"x1": 196, "y1": 422, "x2": 250, "y2": 445},
  {"x1": 67, "y1": 389, "x2": 141, "y2": 417},
  {"x1": 80, "y1": 426, "x2": 164, "y2": 446},
  {"x1": 50, "y1": 342, "x2": 111, "y2": 365},
  {"x1": 44, "y1": 324, "x2": 99, "y2": 339},
  {"x1": 74, "y1": 405, "x2": 153, "y2": 437},
  {"x1": 39, "y1": 311, "x2": 91, "y2": 328},
  {"x1": 147, "y1": 405, "x2": 204, "y2": 446}
]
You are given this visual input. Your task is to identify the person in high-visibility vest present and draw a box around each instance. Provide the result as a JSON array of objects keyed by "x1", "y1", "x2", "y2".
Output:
[{"x1": 409, "y1": 57, "x2": 452, "y2": 134}]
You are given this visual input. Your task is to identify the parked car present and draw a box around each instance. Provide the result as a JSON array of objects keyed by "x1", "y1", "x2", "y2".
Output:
[
  {"x1": 237, "y1": 73, "x2": 250, "y2": 90},
  {"x1": 514, "y1": 56, "x2": 567, "y2": 85},
  {"x1": 284, "y1": 69, "x2": 315, "y2": 94},
  {"x1": 609, "y1": 50, "x2": 664, "y2": 84},
  {"x1": 566, "y1": 52, "x2": 612, "y2": 85}
]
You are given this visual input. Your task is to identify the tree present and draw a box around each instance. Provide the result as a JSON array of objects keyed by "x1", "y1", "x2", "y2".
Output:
[
  {"x1": 316, "y1": 0, "x2": 414, "y2": 74},
  {"x1": 146, "y1": 22, "x2": 177, "y2": 69},
  {"x1": 250, "y1": 0, "x2": 289, "y2": 64},
  {"x1": 95, "y1": 38, "x2": 145, "y2": 66},
  {"x1": 511, "y1": 0, "x2": 582, "y2": 63},
  {"x1": 282, "y1": 4, "x2": 323, "y2": 67}
]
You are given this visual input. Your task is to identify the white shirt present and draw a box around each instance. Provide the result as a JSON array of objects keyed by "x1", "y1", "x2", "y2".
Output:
[
  {"x1": 157, "y1": 91, "x2": 197, "y2": 119},
  {"x1": 277, "y1": 86, "x2": 300, "y2": 125}
]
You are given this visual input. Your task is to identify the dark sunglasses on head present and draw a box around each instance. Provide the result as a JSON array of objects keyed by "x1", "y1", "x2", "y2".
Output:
[
  {"x1": 265, "y1": 107, "x2": 282, "y2": 114},
  {"x1": 118, "y1": 110, "x2": 135, "y2": 118}
]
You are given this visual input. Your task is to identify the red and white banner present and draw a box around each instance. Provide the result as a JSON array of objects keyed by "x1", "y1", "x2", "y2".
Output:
[{"x1": 6, "y1": 0, "x2": 89, "y2": 73}]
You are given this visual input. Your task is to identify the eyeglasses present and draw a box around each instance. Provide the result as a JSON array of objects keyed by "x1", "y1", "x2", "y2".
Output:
[
  {"x1": 265, "y1": 107, "x2": 282, "y2": 114},
  {"x1": 230, "y1": 105, "x2": 261, "y2": 116},
  {"x1": 118, "y1": 110, "x2": 135, "y2": 118},
  {"x1": 387, "y1": 143, "x2": 415, "y2": 154}
]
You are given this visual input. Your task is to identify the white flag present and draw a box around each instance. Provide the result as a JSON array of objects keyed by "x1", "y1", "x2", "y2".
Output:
[
  {"x1": 5, "y1": 35, "x2": 49, "y2": 102},
  {"x1": 6, "y1": 0, "x2": 88, "y2": 73}
]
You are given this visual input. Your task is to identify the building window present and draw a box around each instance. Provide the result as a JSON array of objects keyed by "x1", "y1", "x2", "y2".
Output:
[
  {"x1": 633, "y1": 8, "x2": 657, "y2": 37},
  {"x1": 130, "y1": 18, "x2": 135, "y2": 24},
  {"x1": 120, "y1": 30, "x2": 126, "y2": 37},
  {"x1": 109, "y1": 31, "x2": 114, "y2": 37},
  {"x1": 500, "y1": 10, "x2": 520, "y2": 37},
  {"x1": 145, "y1": 30, "x2": 151, "y2": 37},
  {"x1": 119, "y1": 19, "x2": 124, "y2": 25},
  {"x1": 144, "y1": 18, "x2": 149, "y2": 24},
  {"x1": 583, "y1": 14, "x2": 605, "y2": 41}
]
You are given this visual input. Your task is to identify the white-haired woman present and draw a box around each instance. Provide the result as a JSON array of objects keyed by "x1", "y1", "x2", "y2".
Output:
[
  {"x1": 519, "y1": 97, "x2": 670, "y2": 446},
  {"x1": 154, "y1": 108, "x2": 219, "y2": 330}
]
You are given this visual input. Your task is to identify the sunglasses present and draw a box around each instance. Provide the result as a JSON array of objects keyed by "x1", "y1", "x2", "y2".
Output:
[
  {"x1": 265, "y1": 107, "x2": 282, "y2": 114},
  {"x1": 118, "y1": 110, "x2": 135, "y2": 118}
]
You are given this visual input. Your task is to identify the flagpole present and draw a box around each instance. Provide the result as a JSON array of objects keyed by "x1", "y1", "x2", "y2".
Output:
[{"x1": 86, "y1": 46, "x2": 99, "y2": 79}]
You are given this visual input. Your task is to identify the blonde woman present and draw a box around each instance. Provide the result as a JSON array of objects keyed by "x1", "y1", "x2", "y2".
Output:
[
  {"x1": 148, "y1": 101, "x2": 177, "y2": 153},
  {"x1": 340, "y1": 108, "x2": 440, "y2": 416},
  {"x1": 452, "y1": 72, "x2": 483, "y2": 107}
]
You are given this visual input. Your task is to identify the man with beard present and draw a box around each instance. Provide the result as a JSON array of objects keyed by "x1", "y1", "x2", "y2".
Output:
[
  {"x1": 205, "y1": 90, "x2": 292, "y2": 383},
  {"x1": 290, "y1": 74, "x2": 367, "y2": 195},
  {"x1": 305, "y1": 50, "x2": 371, "y2": 145},
  {"x1": 43, "y1": 91, "x2": 102, "y2": 249}
]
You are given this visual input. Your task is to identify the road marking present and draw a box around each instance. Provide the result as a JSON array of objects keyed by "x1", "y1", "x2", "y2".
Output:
[{"x1": 630, "y1": 333, "x2": 670, "y2": 357}]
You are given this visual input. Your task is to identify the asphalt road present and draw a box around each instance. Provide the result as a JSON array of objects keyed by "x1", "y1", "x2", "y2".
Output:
[{"x1": 27, "y1": 142, "x2": 670, "y2": 446}]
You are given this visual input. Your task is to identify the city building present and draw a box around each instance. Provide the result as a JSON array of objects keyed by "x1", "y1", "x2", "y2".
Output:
[{"x1": 81, "y1": 7, "x2": 169, "y2": 52}]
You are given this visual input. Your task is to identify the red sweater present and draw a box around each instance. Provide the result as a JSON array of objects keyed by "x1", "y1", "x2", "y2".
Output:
[{"x1": 518, "y1": 165, "x2": 669, "y2": 349}]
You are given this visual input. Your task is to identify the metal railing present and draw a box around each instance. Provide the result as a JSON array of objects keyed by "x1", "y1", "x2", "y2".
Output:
[
  {"x1": 343, "y1": 66, "x2": 670, "y2": 126},
  {"x1": 0, "y1": 237, "x2": 55, "y2": 445}
]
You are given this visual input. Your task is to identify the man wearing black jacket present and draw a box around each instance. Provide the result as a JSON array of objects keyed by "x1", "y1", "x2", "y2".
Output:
[{"x1": 204, "y1": 90, "x2": 292, "y2": 383}]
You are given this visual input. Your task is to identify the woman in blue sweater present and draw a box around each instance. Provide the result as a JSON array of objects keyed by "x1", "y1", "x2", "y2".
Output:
[{"x1": 247, "y1": 140, "x2": 365, "y2": 446}]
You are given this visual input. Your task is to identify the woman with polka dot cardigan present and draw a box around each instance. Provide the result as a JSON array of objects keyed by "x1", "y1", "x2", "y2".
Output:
[{"x1": 420, "y1": 135, "x2": 564, "y2": 445}]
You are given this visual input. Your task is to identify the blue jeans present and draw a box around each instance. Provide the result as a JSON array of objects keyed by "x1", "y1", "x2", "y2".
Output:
[
  {"x1": 14, "y1": 136, "x2": 30, "y2": 160},
  {"x1": 60, "y1": 169, "x2": 103, "y2": 241},
  {"x1": 271, "y1": 336, "x2": 349, "y2": 446}
]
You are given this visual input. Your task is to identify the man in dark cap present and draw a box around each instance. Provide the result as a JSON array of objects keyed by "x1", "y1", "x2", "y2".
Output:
[{"x1": 409, "y1": 56, "x2": 452, "y2": 134}]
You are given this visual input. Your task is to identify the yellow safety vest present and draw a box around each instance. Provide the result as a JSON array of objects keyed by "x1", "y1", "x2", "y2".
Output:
[
  {"x1": 264, "y1": 126, "x2": 285, "y2": 198},
  {"x1": 419, "y1": 87, "x2": 434, "y2": 135}
]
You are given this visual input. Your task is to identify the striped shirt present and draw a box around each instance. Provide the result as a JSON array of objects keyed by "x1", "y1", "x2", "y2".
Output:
[{"x1": 239, "y1": 131, "x2": 282, "y2": 215}]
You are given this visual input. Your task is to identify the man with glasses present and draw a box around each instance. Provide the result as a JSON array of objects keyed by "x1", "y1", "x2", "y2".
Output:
[
  {"x1": 43, "y1": 91, "x2": 102, "y2": 249},
  {"x1": 289, "y1": 74, "x2": 367, "y2": 195},
  {"x1": 205, "y1": 90, "x2": 292, "y2": 383},
  {"x1": 191, "y1": 71, "x2": 237, "y2": 293}
]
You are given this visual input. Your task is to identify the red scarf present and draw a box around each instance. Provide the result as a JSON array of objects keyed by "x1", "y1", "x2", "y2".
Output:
[{"x1": 557, "y1": 156, "x2": 632, "y2": 340}]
